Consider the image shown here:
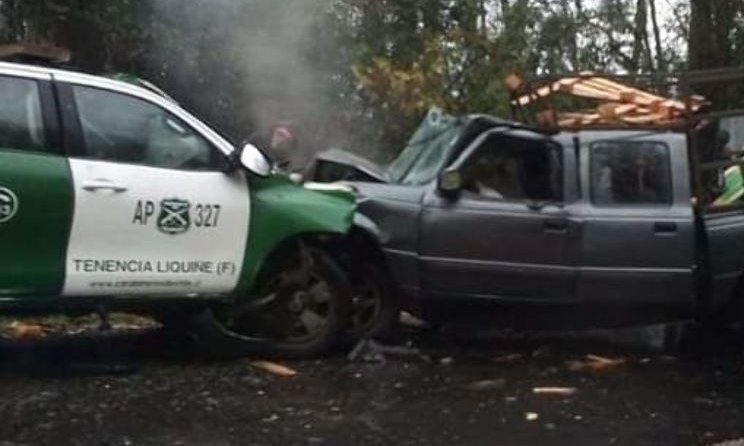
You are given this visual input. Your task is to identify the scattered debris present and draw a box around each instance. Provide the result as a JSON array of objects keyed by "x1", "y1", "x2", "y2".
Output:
[
  {"x1": 439, "y1": 357, "x2": 454, "y2": 365},
  {"x1": 587, "y1": 354, "x2": 626, "y2": 367},
  {"x1": 250, "y1": 360, "x2": 298, "y2": 378},
  {"x1": 525, "y1": 412, "x2": 540, "y2": 422},
  {"x1": 348, "y1": 339, "x2": 421, "y2": 363},
  {"x1": 399, "y1": 311, "x2": 427, "y2": 329},
  {"x1": 566, "y1": 354, "x2": 627, "y2": 372},
  {"x1": 492, "y1": 353, "x2": 522, "y2": 363},
  {"x1": 1, "y1": 314, "x2": 160, "y2": 340},
  {"x1": 261, "y1": 413, "x2": 280, "y2": 423},
  {"x1": 466, "y1": 379, "x2": 506, "y2": 391},
  {"x1": 710, "y1": 438, "x2": 744, "y2": 446},
  {"x1": 531, "y1": 345, "x2": 551, "y2": 358},
  {"x1": 347, "y1": 339, "x2": 385, "y2": 363},
  {"x1": 374, "y1": 342, "x2": 421, "y2": 357},
  {"x1": 533, "y1": 387, "x2": 578, "y2": 397},
  {"x1": 5, "y1": 321, "x2": 46, "y2": 341}
]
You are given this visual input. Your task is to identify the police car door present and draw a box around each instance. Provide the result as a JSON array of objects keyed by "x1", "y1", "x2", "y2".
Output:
[
  {"x1": 57, "y1": 79, "x2": 250, "y2": 296},
  {"x1": 0, "y1": 70, "x2": 72, "y2": 296}
]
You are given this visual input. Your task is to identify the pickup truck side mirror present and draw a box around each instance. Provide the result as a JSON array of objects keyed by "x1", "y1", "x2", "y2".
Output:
[
  {"x1": 438, "y1": 168, "x2": 463, "y2": 198},
  {"x1": 232, "y1": 142, "x2": 272, "y2": 177}
]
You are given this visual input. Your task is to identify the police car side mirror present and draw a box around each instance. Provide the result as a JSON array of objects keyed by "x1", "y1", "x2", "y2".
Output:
[{"x1": 237, "y1": 143, "x2": 272, "y2": 177}]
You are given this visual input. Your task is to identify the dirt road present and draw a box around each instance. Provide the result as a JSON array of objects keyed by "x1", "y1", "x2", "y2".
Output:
[{"x1": 0, "y1": 323, "x2": 742, "y2": 446}]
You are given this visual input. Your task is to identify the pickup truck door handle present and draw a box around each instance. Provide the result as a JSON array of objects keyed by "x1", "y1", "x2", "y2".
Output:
[
  {"x1": 654, "y1": 222, "x2": 677, "y2": 234},
  {"x1": 543, "y1": 218, "x2": 569, "y2": 233},
  {"x1": 82, "y1": 179, "x2": 128, "y2": 193}
]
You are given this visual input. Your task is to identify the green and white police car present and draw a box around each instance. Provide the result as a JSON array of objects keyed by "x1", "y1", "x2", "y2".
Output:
[{"x1": 0, "y1": 62, "x2": 395, "y2": 357}]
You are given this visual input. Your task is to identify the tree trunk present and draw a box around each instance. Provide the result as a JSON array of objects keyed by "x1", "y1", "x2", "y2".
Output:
[
  {"x1": 631, "y1": 0, "x2": 648, "y2": 72},
  {"x1": 499, "y1": 0, "x2": 510, "y2": 22},
  {"x1": 689, "y1": 0, "x2": 741, "y2": 106},
  {"x1": 648, "y1": 0, "x2": 664, "y2": 71},
  {"x1": 689, "y1": 0, "x2": 737, "y2": 70},
  {"x1": 1, "y1": 0, "x2": 23, "y2": 41},
  {"x1": 478, "y1": 0, "x2": 487, "y2": 37},
  {"x1": 559, "y1": 0, "x2": 579, "y2": 70}
]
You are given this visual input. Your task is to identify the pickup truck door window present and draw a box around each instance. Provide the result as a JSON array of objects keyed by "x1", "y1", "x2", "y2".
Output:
[
  {"x1": 420, "y1": 130, "x2": 579, "y2": 301},
  {"x1": 580, "y1": 139, "x2": 695, "y2": 306},
  {"x1": 0, "y1": 75, "x2": 72, "y2": 295},
  {"x1": 591, "y1": 142, "x2": 672, "y2": 205},
  {"x1": 62, "y1": 84, "x2": 249, "y2": 296}
]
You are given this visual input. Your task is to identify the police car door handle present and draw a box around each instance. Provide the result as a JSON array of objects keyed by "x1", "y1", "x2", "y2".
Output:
[{"x1": 82, "y1": 179, "x2": 128, "y2": 193}]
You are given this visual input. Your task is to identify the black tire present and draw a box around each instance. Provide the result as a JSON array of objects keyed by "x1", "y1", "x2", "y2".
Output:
[
  {"x1": 348, "y1": 262, "x2": 399, "y2": 341},
  {"x1": 211, "y1": 244, "x2": 350, "y2": 359}
]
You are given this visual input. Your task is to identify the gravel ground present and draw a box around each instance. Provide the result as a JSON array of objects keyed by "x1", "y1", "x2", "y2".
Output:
[{"x1": 0, "y1": 318, "x2": 742, "y2": 446}]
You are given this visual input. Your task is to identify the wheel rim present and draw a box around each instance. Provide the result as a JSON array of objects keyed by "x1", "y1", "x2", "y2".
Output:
[
  {"x1": 350, "y1": 275, "x2": 383, "y2": 335},
  {"x1": 277, "y1": 274, "x2": 333, "y2": 343},
  {"x1": 223, "y1": 252, "x2": 334, "y2": 344}
]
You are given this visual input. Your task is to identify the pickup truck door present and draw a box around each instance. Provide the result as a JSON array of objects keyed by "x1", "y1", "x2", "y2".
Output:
[
  {"x1": 577, "y1": 133, "x2": 696, "y2": 307},
  {"x1": 419, "y1": 129, "x2": 580, "y2": 302},
  {"x1": 57, "y1": 81, "x2": 250, "y2": 296},
  {"x1": 0, "y1": 72, "x2": 71, "y2": 296}
]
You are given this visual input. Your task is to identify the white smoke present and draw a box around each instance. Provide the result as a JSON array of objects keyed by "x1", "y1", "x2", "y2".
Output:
[{"x1": 148, "y1": 0, "x2": 337, "y2": 161}]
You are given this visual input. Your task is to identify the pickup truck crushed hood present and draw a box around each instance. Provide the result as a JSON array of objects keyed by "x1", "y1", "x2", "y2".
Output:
[
  {"x1": 308, "y1": 108, "x2": 528, "y2": 185},
  {"x1": 311, "y1": 148, "x2": 389, "y2": 183}
]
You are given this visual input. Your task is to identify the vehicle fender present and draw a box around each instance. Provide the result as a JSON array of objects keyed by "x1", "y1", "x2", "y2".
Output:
[
  {"x1": 235, "y1": 175, "x2": 356, "y2": 295},
  {"x1": 353, "y1": 212, "x2": 383, "y2": 242}
]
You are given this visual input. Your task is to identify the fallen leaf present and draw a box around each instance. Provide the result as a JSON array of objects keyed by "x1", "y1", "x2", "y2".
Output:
[
  {"x1": 531, "y1": 345, "x2": 551, "y2": 358},
  {"x1": 566, "y1": 354, "x2": 626, "y2": 372},
  {"x1": 6, "y1": 321, "x2": 46, "y2": 341},
  {"x1": 466, "y1": 379, "x2": 506, "y2": 391},
  {"x1": 709, "y1": 437, "x2": 744, "y2": 446},
  {"x1": 439, "y1": 357, "x2": 454, "y2": 365},
  {"x1": 492, "y1": 353, "x2": 522, "y2": 363},
  {"x1": 399, "y1": 311, "x2": 426, "y2": 328},
  {"x1": 586, "y1": 354, "x2": 623, "y2": 364},
  {"x1": 533, "y1": 387, "x2": 577, "y2": 396},
  {"x1": 251, "y1": 360, "x2": 298, "y2": 377},
  {"x1": 586, "y1": 354, "x2": 626, "y2": 370},
  {"x1": 565, "y1": 360, "x2": 587, "y2": 372}
]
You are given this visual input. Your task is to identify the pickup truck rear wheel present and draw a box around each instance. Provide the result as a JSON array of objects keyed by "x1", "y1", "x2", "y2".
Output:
[{"x1": 212, "y1": 244, "x2": 350, "y2": 358}]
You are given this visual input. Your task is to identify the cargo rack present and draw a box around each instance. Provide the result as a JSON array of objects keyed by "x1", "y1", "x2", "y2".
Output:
[
  {"x1": 505, "y1": 69, "x2": 744, "y2": 131},
  {"x1": 504, "y1": 68, "x2": 744, "y2": 211}
]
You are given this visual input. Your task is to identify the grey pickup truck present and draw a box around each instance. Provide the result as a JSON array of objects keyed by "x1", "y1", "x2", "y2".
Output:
[{"x1": 309, "y1": 107, "x2": 744, "y2": 331}]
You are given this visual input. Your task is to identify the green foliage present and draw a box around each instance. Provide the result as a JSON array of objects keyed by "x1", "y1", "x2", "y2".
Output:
[
  {"x1": 0, "y1": 0, "x2": 144, "y2": 70},
  {"x1": 0, "y1": 0, "x2": 741, "y2": 158}
]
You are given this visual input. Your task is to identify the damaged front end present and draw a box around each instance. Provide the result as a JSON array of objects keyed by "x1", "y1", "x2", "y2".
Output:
[
  {"x1": 185, "y1": 173, "x2": 360, "y2": 359},
  {"x1": 308, "y1": 108, "x2": 521, "y2": 187},
  {"x1": 308, "y1": 108, "x2": 462, "y2": 184},
  {"x1": 238, "y1": 174, "x2": 357, "y2": 292}
]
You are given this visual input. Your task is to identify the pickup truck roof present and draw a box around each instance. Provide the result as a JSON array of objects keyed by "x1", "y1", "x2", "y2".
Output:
[{"x1": 553, "y1": 129, "x2": 685, "y2": 145}]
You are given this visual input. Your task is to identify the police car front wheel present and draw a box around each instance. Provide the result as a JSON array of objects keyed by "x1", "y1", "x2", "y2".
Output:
[{"x1": 213, "y1": 244, "x2": 350, "y2": 358}]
